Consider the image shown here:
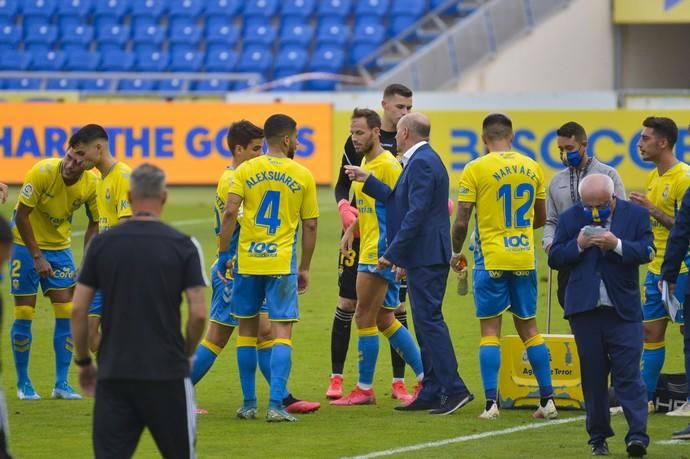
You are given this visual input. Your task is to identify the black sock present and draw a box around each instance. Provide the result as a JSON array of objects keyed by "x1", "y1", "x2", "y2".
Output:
[
  {"x1": 540, "y1": 396, "x2": 553, "y2": 408},
  {"x1": 331, "y1": 307, "x2": 354, "y2": 375},
  {"x1": 282, "y1": 393, "x2": 298, "y2": 406},
  {"x1": 390, "y1": 311, "x2": 408, "y2": 379},
  {"x1": 485, "y1": 400, "x2": 497, "y2": 411}
]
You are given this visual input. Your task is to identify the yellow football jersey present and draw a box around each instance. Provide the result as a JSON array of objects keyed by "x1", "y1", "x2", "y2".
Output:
[
  {"x1": 97, "y1": 161, "x2": 132, "y2": 232},
  {"x1": 458, "y1": 151, "x2": 546, "y2": 271},
  {"x1": 646, "y1": 162, "x2": 690, "y2": 274},
  {"x1": 12, "y1": 158, "x2": 99, "y2": 250},
  {"x1": 214, "y1": 166, "x2": 244, "y2": 258},
  {"x1": 229, "y1": 155, "x2": 319, "y2": 275},
  {"x1": 352, "y1": 151, "x2": 402, "y2": 264}
]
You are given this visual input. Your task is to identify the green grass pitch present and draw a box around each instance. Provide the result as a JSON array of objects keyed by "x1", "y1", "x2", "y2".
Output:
[{"x1": 0, "y1": 186, "x2": 687, "y2": 458}]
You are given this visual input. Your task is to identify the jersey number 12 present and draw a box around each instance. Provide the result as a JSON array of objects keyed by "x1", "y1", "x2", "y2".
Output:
[{"x1": 497, "y1": 183, "x2": 534, "y2": 228}]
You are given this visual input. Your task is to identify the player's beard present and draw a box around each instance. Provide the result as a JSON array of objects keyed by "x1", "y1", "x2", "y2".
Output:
[{"x1": 287, "y1": 139, "x2": 296, "y2": 159}]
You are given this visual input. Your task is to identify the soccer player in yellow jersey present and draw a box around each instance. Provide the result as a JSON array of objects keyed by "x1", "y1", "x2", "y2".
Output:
[
  {"x1": 331, "y1": 109, "x2": 423, "y2": 407},
  {"x1": 629, "y1": 117, "x2": 690, "y2": 409},
  {"x1": 9, "y1": 151, "x2": 99, "y2": 400},
  {"x1": 218, "y1": 114, "x2": 318, "y2": 422},
  {"x1": 66, "y1": 124, "x2": 133, "y2": 353},
  {"x1": 452, "y1": 113, "x2": 557, "y2": 420}
]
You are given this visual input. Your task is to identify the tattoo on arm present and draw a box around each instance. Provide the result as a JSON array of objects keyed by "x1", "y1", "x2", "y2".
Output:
[{"x1": 452, "y1": 202, "x2": 474, "y2": 253}]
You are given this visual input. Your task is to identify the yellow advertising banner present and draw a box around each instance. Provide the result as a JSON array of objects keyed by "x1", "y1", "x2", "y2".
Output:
[
  {"x1": 333, "y1": 110, "x2": 690, "y2": 191},
  {"x1": 614, "y1": 0, "x2": 690, "y2": 23},
  {"x1": 0, "y1": 103, "x2": 332, "y2": 185}
]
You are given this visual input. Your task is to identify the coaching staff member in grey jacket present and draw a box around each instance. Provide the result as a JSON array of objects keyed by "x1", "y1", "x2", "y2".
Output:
[
  {"x1": 543, "y1": 122, "x2": 626, "y2": 307},
  {"x1": 71, "y1": 164, "x2": 207, "y2": 459}
]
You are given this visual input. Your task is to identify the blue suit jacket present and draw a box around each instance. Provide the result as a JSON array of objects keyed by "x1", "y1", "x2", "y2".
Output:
[
  {"x1": 662, "y1": 187, "x2": 690, "y2": 286},
  {"x1": 362, "y1": 143, "x2": 451, "y2": 268},
  {"x1": 548, "y1": 198, "x2": 654, "y2": 321}
]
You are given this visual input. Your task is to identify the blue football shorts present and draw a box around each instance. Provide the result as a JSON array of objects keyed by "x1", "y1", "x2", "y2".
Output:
[
  {"x1": 643, "y1": 271, "x2": 686, "y2": 324},
  {"x1": 473, "y1": 269, "x2": 537, "y2": 320},
  {"x1": 10, "y1": 244, "x2": 76, "y2": 296},
  {"x1": 232, "y1": 273, "x2": 297, "y2": 321}
]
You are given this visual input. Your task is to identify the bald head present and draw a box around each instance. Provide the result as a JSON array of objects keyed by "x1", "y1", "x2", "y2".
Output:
[
  {"x1": 396, "y1": 113, "x2": 431, "y2": 153},
  {"x1": 579, "y1": 173, "x2": 614, "y2": 207}
]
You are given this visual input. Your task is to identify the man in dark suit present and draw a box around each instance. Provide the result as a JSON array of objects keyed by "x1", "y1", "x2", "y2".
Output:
[
  {"x1": 344, "y1": 112, "x2": 472, "y2": 416},
  {"x1": 549, "y1": 173, "x2": 653, "y2": 457}
]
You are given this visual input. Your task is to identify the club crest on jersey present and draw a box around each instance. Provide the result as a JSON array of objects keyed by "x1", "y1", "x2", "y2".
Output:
[
  {"x1": 105, "y1": 188, "x2": 111, "y2": 201},
  {"x1": 71, "y1": 199, "x2": 83, "y2": 210},
  {"x1": 662, "y1": 184, "x2": 670, "y2": 200},
  {"x1": 21, "y1": 184, "x2": 33, "y2": 199}
]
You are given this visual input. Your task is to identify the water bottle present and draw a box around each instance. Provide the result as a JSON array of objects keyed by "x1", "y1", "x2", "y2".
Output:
[{"x1": 456, "y1": 267, "x2": 468, "y2": 296}]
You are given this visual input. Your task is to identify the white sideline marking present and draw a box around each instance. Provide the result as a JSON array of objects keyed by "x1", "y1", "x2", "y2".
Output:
[
  {"x1": 342, "y1": 415, "x2": 586, "y2": 459},
  {"x1": 657, "y1": 439, "x2": 688, "y2": 445},
  {"x1": 72, "y1": 218, "x2": 211, "y2": 237}
]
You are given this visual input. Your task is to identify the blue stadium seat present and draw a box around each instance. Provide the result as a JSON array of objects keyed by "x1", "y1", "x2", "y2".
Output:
[
  {"x1": 134, "y1": 49, "x2": 169, "y2": 71},
  {"x1": 132, "y1": 23, "x2": 165, "y2": 47},
  {"x1": 64, "y1": 50, "x2": 100, "y2": 70},
  {"x1": 30, "y1": 50, "x2": 66, "y2": 70},
  {"x1": 92, "y1": 0, "x2": 129, "y2": 18},
  {"x1": 168, "y1": 0, "x2": 203, "y2": 20},
  {"x1": 157, "y1": 78, "x2": 185, "y2": 93},
  {"x1": 391, "y1": 0, "x2": 426, "y2": 17},
  {"x1": 194, "y1": 78, "x2": 229, "y2": 93},
  {"x1": 318, "y1": 0, "x2": 352, "y2": 19},
  {"x1": 243, "y1": 0, "x2": 279, "y2": 19},
  {"x1": 57, "y1": 15, "x2": 83, "y2": 30},
  {"x1": 58, "y1": 0, "x2": 93, "y2": 16},
  {"x1": 237, "y1": 45, "x2": 272, "y2": 73},
  {"x1": 94, "y1": 15, "x2": 121, "y2": 30},
  {"x1": 206, "y1": 20, "x2": 240, "y2": 45},
  {"x1": 0, "y1": 0, "x2": 20, "y2": 19},
  {"x1": 280, "y1": 0, "x2": 316, "y2": 20},
  {"x1": 100, "y1": 49, "x2": 134, "y2": 71},
  {"x1": 274, "y1": 46, "x2": 308, "y2": 73},
  {"x1": 204, "y1": 0, "x2": 242, "y2": 16},
  {"x1": 169, "y1": 49, "x2": 203, "y2": 72},
  {"x1": 271, "y1": 70, "x2": 304, "y2": 91},
  {"x1": 0, "y1": 24, "x2": 21, "y2": 48},
  {"x1": 5, "y1": 78, "x2": 41, "y2": 90},
  {"x1": 79, "y1": 78, "x2": 113, "y2": 92},
  {"x1": 353, "y1": 18, "x2": 385, "y2": 46},
  {"x1": 243, "y1": 22, "x2": 276, "y2": 47},
  {"x1": 169, "y1": 21, "x2": 202, "y2": 46},
  {"x1": 61, "y1": 43, "x2": 90, "y2": 53},
  {"x1": 22, "y1": 0, "x2": 57, "y2": 21},
  {"x1": 130, "y1": 0, "x2": 166, "y2": 22},
  {"x1": 309, "y1": 45, "x2": 345, "y2": 72},
  {"x1": 25, "y1": 25, "x2": 58, "y2": 47},
  {"x1": 0, "y1": 51, "x2": 31, "y2": 70},
  {"x1": 96, "y1": 24, "x2": 131, "y2": 47},
  {"x1": 232, "y1": 76, "x2": 265, "y2": 91},
  {"x1": 169, "y1": 43, "x2": 196, "y2": 56},
  {"x1": 316, "y1": 20, "x2": 349, "y2": 46},
  {"x1": 349, "y1": 43, "x2": 376, "y2": 66},
  {"x1": 25, "y1": 43, "x2": 52, "y2": 53},
  {"x1": 205, "y1": 47, "x2": 237, "y2": 72},
  {"x1": 354, "y1": 0, "x2": 390, "y2": 17},
  {"x1": 118, "y1": 79, "x2": 156, "y2": 92},
  {"x1": 60, "y1": 24, "x2": 94, "y2": 47},
  {"x1": 389, "y1": 15, "x2": 416, "y2": 37},
  {"x1": 46, "y1": 78, "x2": 79, "y2": 90},
  {"x1": 97, "y1": 43, "x2": 125, "y2": 54},
  {"x1": 280, "y1": 22, "x2": 313, "y2": 47}
]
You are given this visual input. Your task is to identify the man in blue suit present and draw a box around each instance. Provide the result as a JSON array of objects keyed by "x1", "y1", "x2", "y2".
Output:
[
  {"x1": 344, "y1": 112, "x2": 472, "y2": 416},
  {"x1": 549, "y1": 173, "x2": 653, "y2": 457}
]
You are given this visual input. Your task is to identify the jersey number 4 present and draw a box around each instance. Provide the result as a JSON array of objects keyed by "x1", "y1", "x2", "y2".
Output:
[
  {"x1": 256, "y1": 190, "x2": 282, "y2": 235},
  {"x1": 497, "y1": 183, "x2": 534, "y2": 228}
]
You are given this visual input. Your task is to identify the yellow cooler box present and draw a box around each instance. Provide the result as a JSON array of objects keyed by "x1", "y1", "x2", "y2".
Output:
[{"x1": 498, "y1": 334, "x2": 584, "y2": 409}]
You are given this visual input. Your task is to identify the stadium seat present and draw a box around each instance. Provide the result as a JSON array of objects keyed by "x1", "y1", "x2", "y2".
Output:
[
  {"x1": 316, "y1": 20, "x2": 349, "y2": 46},
  {"x1": 168, "y1": 0, "x2": 204, "y2": 20},
  {"x1": 243, "y1": 22, "x2": 277, "y2": 47},
  {"x1": 237, "y1": 45, "x2": 272, "y2": 73},
  {"x1": 280, "y1": 0, "x2": 316, "y2": 20},
  {"x1": 204, "y1": 47, "x2": 237, "y2": 72},
  {"x1": 0, "y1": 24, "x2": 21, "y2": 48},
  {"x1": 58, "y1": 0, "x2": 93, "y2": 17},
  {"x1": 97, "y1": 43, "x2": 125, "y2": 54},
  {"x1": 132, "y1": 23, "x2": 166, "y2": 47},
  {"x1": 232, "y1": 76, "x2": 265, "y2": 91},
  {"x1": 157, "y1": 78, "x2": 185, "y2": 93},
  {"x1": 60, "y1": 24, "x2": 94, "y2": 47},
  {"x1": 206, "y1": 20, "x2": 240, "y2": 46},
  {"x1": 349, "y1": 43, "x2": 377, "y2": 66},
  {"x1": 353, "y1": 18, "x2": 386, "y2": 46},
  {"x1": 5, "y1": 78, "x2": 42, "y2": 90},
  {"x1": 280, "y1": 22, "x2": 313, "y2": 47},
  {"x1": 25, "y1": 25, "x2": 58, "y2": 47},
  {"x1": 25, "y1": 43, "x2": 52, "y2": 53},
  {"x1": 310, "y1": 45, "x2": 345, "y2": 72},
  {"x1": 134, "y1": 49, "x2": 169, "y2": 71},
  {"x1": 46, "y1": 78, "x2": 79, "y2": 90},
  {"x1": 22, "y1": 0, "x2": 57, "y2": 22},
  {"x1": 96, "y1": 25, "x2": 131, "y2": 47},
  {"x1": 57, "y1": 15, "x2": 82, "y2": 30},
  {"x1": 0, "y1": 1, "x2": 20, "y2": 21},
  {"x1": 100, "y1": 49, "x2": 134, "y2": 71},
  {"x1": 391, "y1": 0, "x2": 426, "y2": 17},
  {"x1": 30, "y1": 50, "x2": 66, "y2": 70},
  {"x1": 94, "y1": 15, "x2": 121, "y2": 31},
  {"x1": 93, "y1": 0, "x2": 129, "y2": 18},
  {"x1": 64, "y1": 50, "x2": 100, "y2": 70},
  {"x1": 61, "y1": 43, "x2": 90, "y2": 53},
  {"x1": 118, "y1": 79, "x2": 156, "y2": 92},
  {"x1": 169, "y1": 43, "x2": 196, "y2": 56},
  {"x1": 169, "y1": 21, "x2": 202, "y2": 46},
  {"x1": 169, "y1": 49, "x2": 203, "y2": 72},
  {"x1": 389, "y1": 15, "x2": 417, "y2": 37},
  {"x1": 243, "y1": 0, "x2": 279, "y2": 19},
  {"x1": 354, "y1": 0, "x2": 390, "y2": 18},
  {"x1": 271, "y1": 70, "x2": 304, "y2": 91},
  {"x1": 274, "y1": 46, "x2": 308, "y2": 73},
  {"x1": 318, "y1": 0, "x2": 353, "y2": 20},
  {"x1": 79, "y1": 78, "x2": 113, "y2": 92},
  {"x1": 203, "y1": 0, "x2": 242, "y2": 16},
  {"x1": 193, "y1": 78, "x2": 230, "y2": 93},
  {"x1": 130, "y1": 0, "x2": 167, "y2": 22},
  {"x1": 0, "y1": 51, "x2": 31, "y2": 70}
]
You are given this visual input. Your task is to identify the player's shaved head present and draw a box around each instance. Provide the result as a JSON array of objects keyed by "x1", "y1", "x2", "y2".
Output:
[
  {"x1": 130, "y1": 163, "x2": 166, "y2": 200},
  {"x1": 264, "y1": 114, "x2": 297, "y2": 146},
  {"x1": 399, "y1": 113, "x2": 430, "y2": 140},
  {"x1": 579, "y1": 173, "x2": 614, "y2": 206},
  {"x1": 69, "y1": 124, "x2": 108, "y2": 148},
  {"x1": 482, "y1": 113, "x2": 513, "y2": 141}
]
